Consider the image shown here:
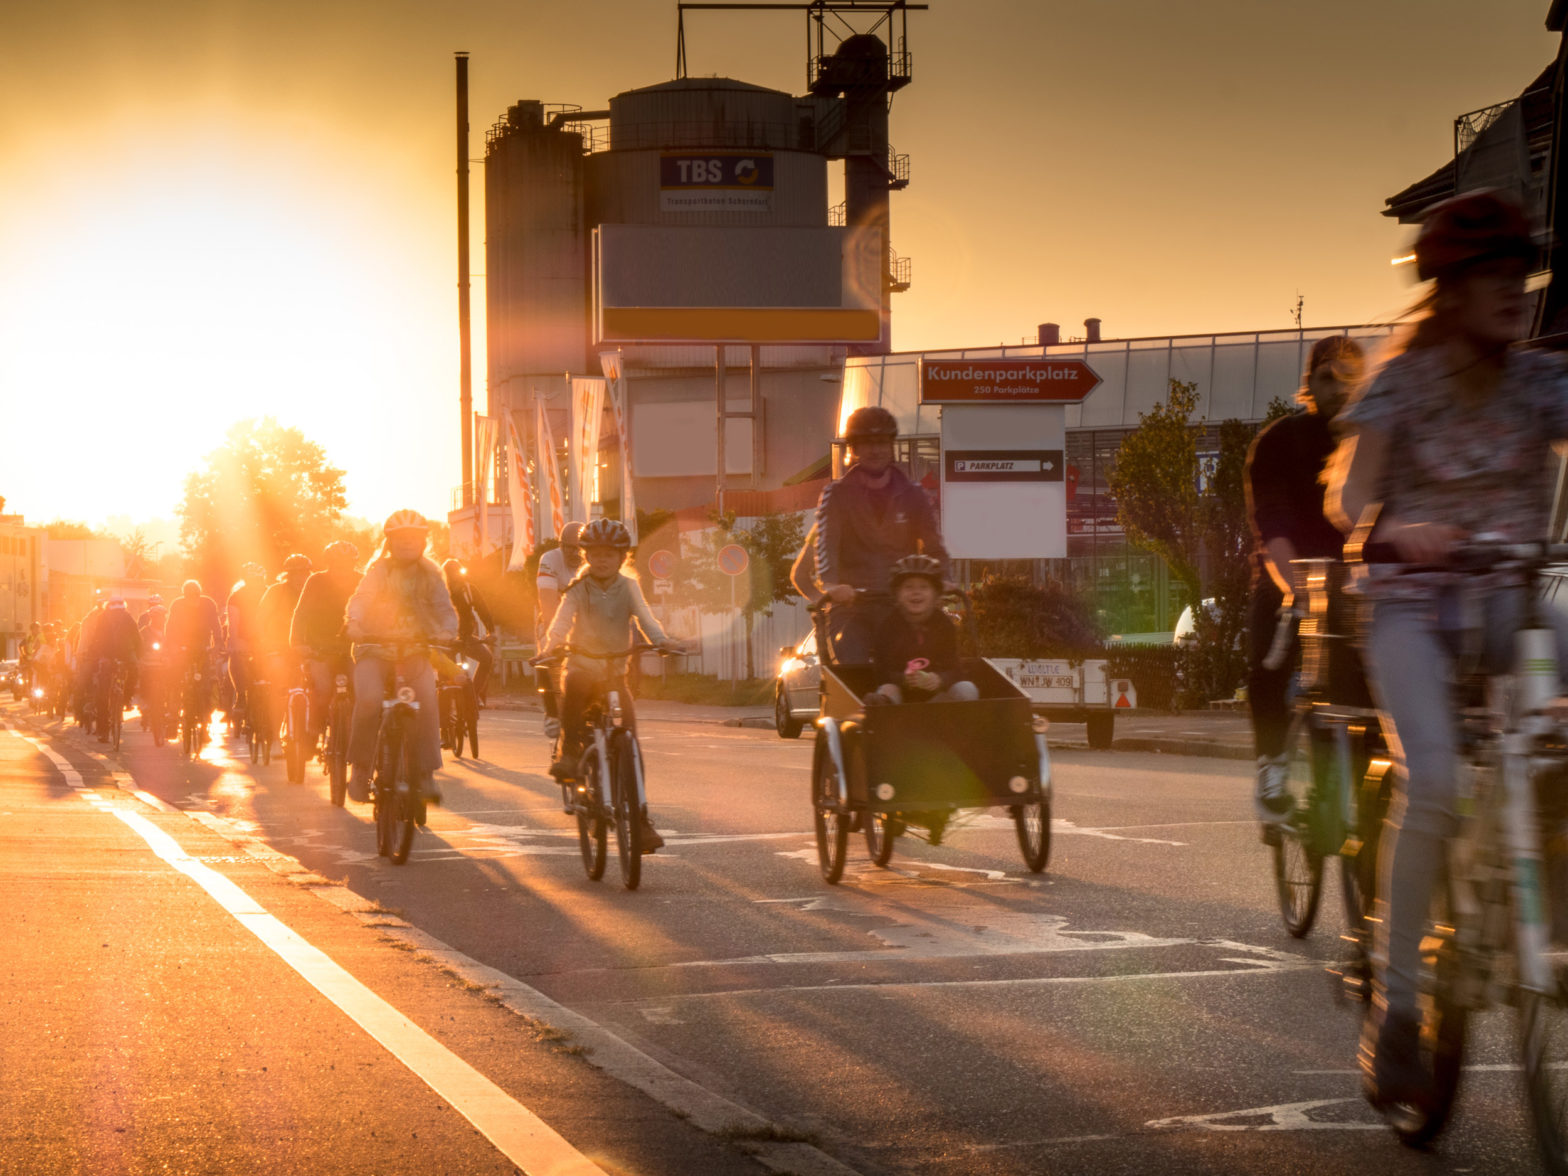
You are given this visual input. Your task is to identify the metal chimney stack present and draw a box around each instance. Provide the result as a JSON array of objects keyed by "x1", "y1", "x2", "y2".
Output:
[
  {"x1": 1038, "y1": 322, "x2": 1060, "y2": 346},
  {"x1": 1084, "y1": 317, "x2": 1101, "y2": 343}
]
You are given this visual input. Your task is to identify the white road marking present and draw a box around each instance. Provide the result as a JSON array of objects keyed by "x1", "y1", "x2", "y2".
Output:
[
  {"x1": 1145, "y1": 1098, "x2": 1382, "y2": 1132},
  {"x1": 4, "y1": 721, "x2": 608, "y2": 1176}
]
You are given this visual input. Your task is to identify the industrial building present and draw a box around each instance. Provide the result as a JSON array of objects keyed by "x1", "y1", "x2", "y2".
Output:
[{"x1": 470, "y1": 3, "x2": 919, "y2": 543}]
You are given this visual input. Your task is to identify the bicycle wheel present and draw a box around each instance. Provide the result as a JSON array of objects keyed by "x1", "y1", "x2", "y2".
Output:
[
  {"x1": 388, "y1": 728, "x2": 417, "y2": 865},
  {"x1": 864, "y1": 811, "x2": 898, "y2": 867},
  {"x1": 463, "y1": 684, "x2": 479, "y2": 759},
  {"x1": 611, "y1": 733, "x2": 644, "y2": 890},
  {"x1": 577, "y1": 744, "x2": 608, "y2": 881},
  {"x1": 327, "y1": 699, "x2": 349, "y2": 807},
  {"x1": 110, "y1": 688, "x2": 122, "y2": 753},
  {"x1": 285, "y1": 692, "x2": 308, "y2": 784},
  {"x1": 1015, "y1": 796, "x2": 1051, "y2": 873},
  {"x1": 812, "y1": 734, "x2": 849, "y2": 885},
  {"x1": 1273, "y1": 712, "x2": 1328, "y2": 937},
  {"x1": 1378, "y1": 912, "x2": 1468, "y2": 1148}
]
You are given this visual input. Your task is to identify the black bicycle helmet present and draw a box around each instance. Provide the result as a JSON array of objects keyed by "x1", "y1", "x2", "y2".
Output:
[
  {"x1": 889, "y1": 553, "x2": 943, "y2": 592},
  {"x1": 841, "y1": 405, "x2": 898, "y2": 444}
]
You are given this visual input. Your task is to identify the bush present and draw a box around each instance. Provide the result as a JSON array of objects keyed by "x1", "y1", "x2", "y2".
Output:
[{"x1": 969, "y1": 575, "x2": 1101, "y2": 659}]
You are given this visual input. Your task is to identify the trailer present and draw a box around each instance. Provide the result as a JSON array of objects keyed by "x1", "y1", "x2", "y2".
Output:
[{"x1": 983, "y1": 658, "x2": 1135, "y2": 749}]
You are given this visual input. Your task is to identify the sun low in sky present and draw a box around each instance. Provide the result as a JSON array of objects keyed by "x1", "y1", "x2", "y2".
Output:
[{"x1": 0, "y1": 0, "x2": 1557, "y2": 534}]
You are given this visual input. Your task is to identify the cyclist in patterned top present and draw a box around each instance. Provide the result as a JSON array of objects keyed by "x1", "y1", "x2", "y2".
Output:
[{"x1": 1327, "y1": 189, "x2": 1568, "y2": 1114}]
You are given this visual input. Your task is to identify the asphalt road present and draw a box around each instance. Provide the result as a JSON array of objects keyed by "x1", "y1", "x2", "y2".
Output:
[{"x1": 0, "y1": 699, "x2": 1553, "y2": 1175}]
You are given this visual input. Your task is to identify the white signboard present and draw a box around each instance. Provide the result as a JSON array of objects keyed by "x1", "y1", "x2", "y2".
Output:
[{"x1": 940, "y1": 403, "x2": 1067, "y2": 559}]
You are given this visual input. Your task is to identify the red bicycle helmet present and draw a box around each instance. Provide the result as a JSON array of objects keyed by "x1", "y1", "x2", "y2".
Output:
[{"x1": 1414, "y1": 188, "x2": 1536, "y2": 282}]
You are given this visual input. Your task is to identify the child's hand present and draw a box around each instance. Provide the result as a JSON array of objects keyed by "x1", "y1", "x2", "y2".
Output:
[{"x1": 906, "y1": 670, "x2": 940, "y2": 693}]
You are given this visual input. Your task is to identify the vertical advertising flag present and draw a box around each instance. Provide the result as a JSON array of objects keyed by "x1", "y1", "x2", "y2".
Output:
[
  {"x1": 537, "y1": 402, "x2": 566, "y2": 539},
  {"x1": 474, "y1": 413, "x2": 498, "y2": 556},
  {"x1": 505, "y1": 412, "x2": 535, "y2": 572},
  {"x1": 570, "y1": 377, "x2": 605, "y2": 519},
  {"x1": 607, "y1": 370, "x2": 637, "y2": 544}
]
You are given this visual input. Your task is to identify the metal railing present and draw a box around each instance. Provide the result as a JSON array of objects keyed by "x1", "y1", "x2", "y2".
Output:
[{"x1": 1455, "y1": 98, "x2": 1515, "y2": 157}]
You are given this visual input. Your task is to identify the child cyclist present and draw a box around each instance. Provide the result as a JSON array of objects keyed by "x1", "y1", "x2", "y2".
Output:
[
  {"x1": 540, "y1": 518, "x2": 690, "y2": 849},
  {"x1": 862, "y1": 554, "x2": 978, "y2": 707}
]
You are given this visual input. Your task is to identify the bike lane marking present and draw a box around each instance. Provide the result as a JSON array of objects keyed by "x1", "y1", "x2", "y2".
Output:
[{"x1": 4, "y1": 720, "x2": 608, "y2": 1176}]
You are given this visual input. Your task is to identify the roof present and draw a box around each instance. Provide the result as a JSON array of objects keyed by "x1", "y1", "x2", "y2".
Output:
[{"x1": 1383, "y1": 61, "x2": 1557, "y2": 222}]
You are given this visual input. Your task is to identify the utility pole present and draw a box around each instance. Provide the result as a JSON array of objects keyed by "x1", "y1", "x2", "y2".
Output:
[{"x1": 457, "y1": 51, "x2": 474, "y2": 508}]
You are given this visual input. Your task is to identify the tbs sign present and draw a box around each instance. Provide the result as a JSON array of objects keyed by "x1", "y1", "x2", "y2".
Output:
[{"x1": 660, "y1": 154, "x2": 775, "y2": 212}]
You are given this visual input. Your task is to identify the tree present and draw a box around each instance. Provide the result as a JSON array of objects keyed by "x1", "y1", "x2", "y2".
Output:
[
  {"x1": 177, "y1": 418, "x2": 348, "y2": 594},
  {"x1": 1109, "y1": 379, "x2": 1255, "y2": 704},
  {"x1": 682, "y1": 510, "x2": 806, "y2": 679}
]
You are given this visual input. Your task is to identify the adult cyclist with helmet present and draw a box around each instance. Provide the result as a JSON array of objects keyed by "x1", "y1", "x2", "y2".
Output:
[
  {"x1": 535, "y1": 521, "x2": 585, "y2": 737},
  {"x1": 442, "y1": 559, "x2": 495, "y2": 705},
  {"x1": 344, "y1": 511, "x2": 458, "y2": 805},
  {"x1": 1325, "y1": 189, "x2": 1568, "y2": 1116},
  {"x1": 165, "y1": 580, "x2": 224, "y2": 734},
  {"x1": 256, "y1": 554, "x2": 313, "y2": 729},
  {"x1": 225, "y1": 563, "x2": 267, "y2": 724},
  {"x1": 814, "y1": 405, "x2": 949, "y2": 667},
  {"x1": 538, "y1": 518, "x2": 688, "y2": 850},
  {"x1": 289, "y1": 541, "x2": 361, "y2": 746}
]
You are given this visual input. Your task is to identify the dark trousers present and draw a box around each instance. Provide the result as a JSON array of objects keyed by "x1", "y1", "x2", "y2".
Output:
[
  {"x1": 822, "y1": 598, "x2": 894, "y2": 668},
  {"x1": 559, "y1": 665, "x2": 637, "y2": 754},
  {"x1": 460, "y1": 637, "x2": 493, "y2": 700},
  {"x1": 1248, "y1": 579, "x2": 1293, "y2": 760}
]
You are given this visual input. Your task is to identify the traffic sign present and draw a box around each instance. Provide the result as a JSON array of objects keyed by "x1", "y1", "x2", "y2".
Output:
[
  {"x1": 652, "y1": 578, "x2": 673, "y2": 596},
  {"x1": 717, "y1": 544, "x2": 749, "y2": 576},
  {"x1": 918, "y1": 358, "x2": 1102, "y2": 404},
  {"x1": 648, "y1": 548, "x2": 677, "y2": 579}
]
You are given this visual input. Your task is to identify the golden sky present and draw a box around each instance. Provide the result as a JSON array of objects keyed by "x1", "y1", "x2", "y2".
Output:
[{"x1": 0, "y1": 0, "x2": 1556, "y2": 533}]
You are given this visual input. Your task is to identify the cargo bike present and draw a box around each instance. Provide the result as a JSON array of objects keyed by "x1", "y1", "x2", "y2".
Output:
[{"x1": 807, "y1": 594, "x2": 1053, "y2": 883}]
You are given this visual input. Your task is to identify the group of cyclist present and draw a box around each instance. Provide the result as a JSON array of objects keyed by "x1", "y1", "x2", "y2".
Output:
[{"x1": 1244, "y1": 187, "x2": 1568, "y2": 1121}]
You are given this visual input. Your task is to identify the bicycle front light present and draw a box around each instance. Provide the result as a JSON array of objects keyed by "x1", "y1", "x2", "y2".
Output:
[{"x1": 396, "y1": 686, "x2": 417, "y2": 705}]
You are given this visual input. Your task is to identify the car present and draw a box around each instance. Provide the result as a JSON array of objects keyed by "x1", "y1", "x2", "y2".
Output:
[
  {"x1": 0, "y1": 659, "x2": 23, "y2": 700},
  {"x1": 774, "y1": 629, "x2": 822, "y2": 739}
]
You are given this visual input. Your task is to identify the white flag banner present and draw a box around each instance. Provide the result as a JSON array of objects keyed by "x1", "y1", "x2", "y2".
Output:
[
  {"x1": 537, "y1": 402, "x2": 566, "y2": 540},
  {"x1": 474, "y1": 413, "x2": 498, "y2": 556},
  {"x1": 570, "y1": 377, "x2": 605, "y2": 519},
  {"x1": 607, "y1": 368, "x2": 637, "y2": 544},
  {"x1": 506, "y1": 412, "x2": 535, "y2": 571}
]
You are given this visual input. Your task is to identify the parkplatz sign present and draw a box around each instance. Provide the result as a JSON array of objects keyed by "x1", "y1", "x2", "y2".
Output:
[
  {"x1": 919, "y1": 358, "x2": 1101, "y2": 404},
  {"x1": 921, "y1": 357, "x2": 1102, "y2": 560}
]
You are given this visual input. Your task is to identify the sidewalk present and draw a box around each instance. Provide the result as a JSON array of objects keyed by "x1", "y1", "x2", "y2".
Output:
[{"x1": 486, "y1": 694, "x2": 1255, "y2": 759}]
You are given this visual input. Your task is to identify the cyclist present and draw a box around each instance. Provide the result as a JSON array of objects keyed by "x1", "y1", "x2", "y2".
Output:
[
  {"x1": 137, "y1": 599, "x2": 167, "y2": 731},
  {"x1": 137, "y1": 595, "x2": 166, "y2": 640},
  {"x1": 442, "y1": 559, "x2": 495, "y2": 704},
  {"x1": 225, "y1": 564, "x2": 267, "y2": 722},
  {"x1": 289, "y1": 541, "x2": 361, "y2": 745},
  {"x1": 72, "y1": 594, "x2": 106, "y2": 726},
  {"x1": 814, "y1": 405, "x2": 949, "y2": 665},
  {"x1": 1325, "y1": 189, "x2": 1568, "y2": 1112},
  {"x1": 535, "y1": 521, "x2": 585, "y2": 736},
  {"x1": 539, "y1": 517, "x2": 687, "y2": 849},
  {"x1": 18, "y1": 622, "x2": 41, "y2": 695},
  {"x1": 1244, "y1": 335, "x2": 1366, "y2": 823},
  {"x1": 86, "y1": 597, "x2": 141, "y2": 743},
  {"x1": 164, "y1": 580, "x2": 224, "y2": 733},
  {"x1": 257, "y1": 554, "x2": 313, "y2": 729},
  {"x1": 344, "y1": 511, "x2": 458, "y2": 805}
]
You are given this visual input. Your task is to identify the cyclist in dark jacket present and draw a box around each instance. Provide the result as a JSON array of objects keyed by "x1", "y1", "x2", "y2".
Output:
[
  {"x1": 813, "y1": 406, "x2": 948, "y2": 665},
  {"x1": 443, "y1": 559, "x2": 495, "y2": 703},
  {"x1": 290, "y1": 541, "x2": 361, "y2": 742}
]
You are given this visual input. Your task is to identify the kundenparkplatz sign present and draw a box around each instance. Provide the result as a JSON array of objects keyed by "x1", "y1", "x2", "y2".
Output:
[{"x1": 918, "y1": 357, "x2": 1102, "y2": 559}]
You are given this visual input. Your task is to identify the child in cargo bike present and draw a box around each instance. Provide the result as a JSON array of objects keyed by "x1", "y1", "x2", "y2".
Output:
[{"x1": 862, "y1": 555, "x2": 978, "y2": 708}]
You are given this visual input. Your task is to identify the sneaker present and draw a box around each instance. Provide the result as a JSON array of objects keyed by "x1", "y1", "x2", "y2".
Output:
[
  {"x1": 543, "y1": 717, "x2": 561, "y2": 740},
  {"x1": 1255, "y1": 754, "x2": 1291, "y2": 822},
  {"x1": 641, "y1": 818, "x2": 664, "y2": 852},
  {"x1": 348, "y1": 764, "x2": 371, "y2": 803},
  {"x1": 1360, "y1": 1009, "x2": 1428, "y2": 1110}
]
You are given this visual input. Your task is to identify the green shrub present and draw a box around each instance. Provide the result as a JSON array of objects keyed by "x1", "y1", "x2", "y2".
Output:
[
  {"x1": 1103, "y1": 644, "x2": 1184, "y2": 713},
  {"x1": 968, "y1": 575, "x2": 1101, "y2": 659}
]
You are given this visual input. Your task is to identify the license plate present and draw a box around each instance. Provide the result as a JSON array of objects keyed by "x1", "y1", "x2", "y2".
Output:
[{"x1": 1019, "y1": 674, "x2": 1075, "y2": 690}]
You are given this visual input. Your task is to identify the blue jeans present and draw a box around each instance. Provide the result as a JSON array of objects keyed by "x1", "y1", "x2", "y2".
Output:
[
  {"x1": 349, "y1": 653, "x2": 441, "y2": 777},
  {"x1": 1366, "y1": 587, "x2": 1568, "y2": 1018}
]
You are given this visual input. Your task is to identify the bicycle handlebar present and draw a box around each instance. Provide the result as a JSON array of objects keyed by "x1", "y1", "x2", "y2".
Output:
[{"x1": 530, "y1": 642, "x2": 688, "y2": 668}]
